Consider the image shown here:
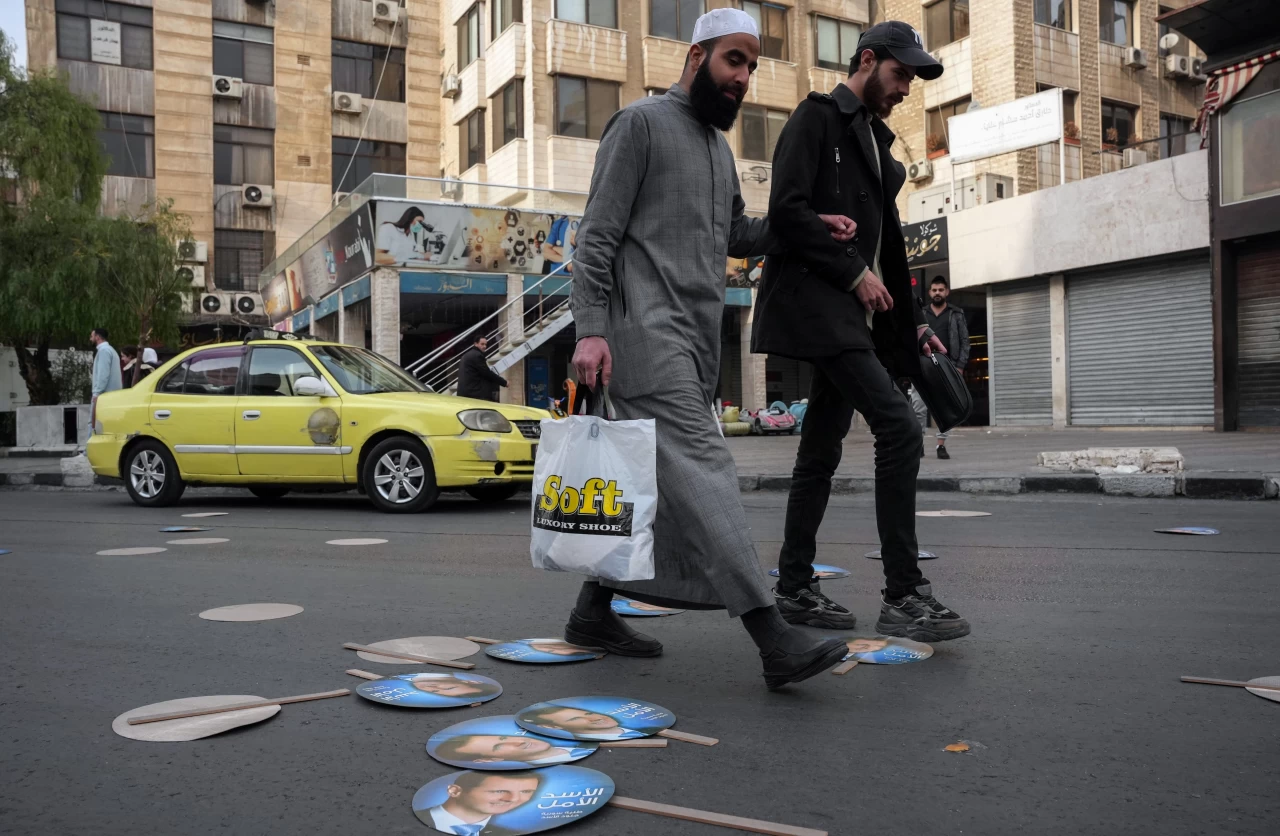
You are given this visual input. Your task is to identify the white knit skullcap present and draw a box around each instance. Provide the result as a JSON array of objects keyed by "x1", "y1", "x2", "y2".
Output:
[{"x1": 691, "y1": 8, "x2": 760, "y2": 45}]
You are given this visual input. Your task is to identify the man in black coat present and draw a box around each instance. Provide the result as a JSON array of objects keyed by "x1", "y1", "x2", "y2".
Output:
[
  {"x1": 456, "y1": 335, "x2": 507, "y2": 402},
  {"x1": 751, "y1": 21, "x2": 970, "y2": 643}
]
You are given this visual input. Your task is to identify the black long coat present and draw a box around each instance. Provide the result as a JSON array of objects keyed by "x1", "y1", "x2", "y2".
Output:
[
  {"x1": 455, "y1": 346, "x2": 506, "y2": 401},
  {"x1": 750, "y1": 83, "x2": 925, "y2": 377}
]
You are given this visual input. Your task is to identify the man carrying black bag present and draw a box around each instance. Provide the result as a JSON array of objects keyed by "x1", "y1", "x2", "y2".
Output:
[{"x1": 751, "y1": 21, "x2": 971, "y2": 643}]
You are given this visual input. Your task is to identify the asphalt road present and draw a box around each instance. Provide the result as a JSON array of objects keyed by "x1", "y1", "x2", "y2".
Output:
[{"x1": 1, "y1": 488, "x2": 1277, "y2": 836}]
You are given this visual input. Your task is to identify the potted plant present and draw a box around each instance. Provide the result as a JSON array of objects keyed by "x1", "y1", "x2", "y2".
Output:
[
  {"x1": 926, "y1": 132, "x2": 948, "y2": 159},
  {"x1": 1064, "y1": 121, "x2": 1080, "y2": 144},
  {"x1": 1103, "y1": 126, "x2": 1120, "y2": 149}
]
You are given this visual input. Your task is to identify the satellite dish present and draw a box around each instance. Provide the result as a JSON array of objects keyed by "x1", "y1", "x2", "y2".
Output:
[{"x1": 1160, "y1": 33, "x2": 1180, "y2": 50}]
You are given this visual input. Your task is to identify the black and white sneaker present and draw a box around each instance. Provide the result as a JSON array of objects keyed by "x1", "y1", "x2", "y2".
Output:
[
  {"x1": 774, "y1": 585, "x2": 857, "y2": 629},
  {"x1": 875, "y1": 584, "x2": 970, "y2": 642}
]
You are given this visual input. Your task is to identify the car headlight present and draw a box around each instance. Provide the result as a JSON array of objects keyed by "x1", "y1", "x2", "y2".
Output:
[{"x1": 457, "y1": 409, "x2": 512, "y2": 433}]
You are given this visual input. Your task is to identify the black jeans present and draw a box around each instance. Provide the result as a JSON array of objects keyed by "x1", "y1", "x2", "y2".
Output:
[{"x1": 777, "y1": 350, "x2": 927, "y2": 598}]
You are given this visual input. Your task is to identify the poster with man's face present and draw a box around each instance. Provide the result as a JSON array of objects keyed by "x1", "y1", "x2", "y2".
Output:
[
  {"x1": 355, "y1": 672, "x2": 502, "y2": 709},
  {"x1": 412, "y1": 766, "x2": 613, "y2": 835},
  {"x1": 610, "y1": 597, "x2": 684, "y2": 617},
  {"x1": 842, "y1": 636, "x2": 934, "y2": 665},
  {"x1": 515, "y1": 697, "x2": 675, "y2": 742},
  {"x1": 484, "y1": 639, "x2": 601, "y2": 665},
  {"x1": 428, "y1": 716, "x2": 598, "y2": 770}
]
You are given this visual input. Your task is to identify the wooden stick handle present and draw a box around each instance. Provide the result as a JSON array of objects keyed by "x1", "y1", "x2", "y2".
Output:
[
  {"x1": 599, "y1": 738, "x2": 668, "y2": 748},
  {"x1": 127, "y1": 689, "x2": 351, "y2": 725},
  {"x1": 658, "y1": 729, "x2": 719, "y2": 746},
  {"x1": 1181, "y1": 676, "x2": 1280, "y2": 693},
  {"x1": 833, "y1": 660, "x2": 858, "y2": 676},
  {"x1": 346, "y1": 669, "x2": 382, "y2": 680},
  {"x1": 466, "y1": 636, "x2": 501, "y2": 644},
  {"x1": 608, "y1": 796, "x2": 827, "y2": 836},
  {"x1": 343, "y1": 643, "x2": 475, "y2": 670}
]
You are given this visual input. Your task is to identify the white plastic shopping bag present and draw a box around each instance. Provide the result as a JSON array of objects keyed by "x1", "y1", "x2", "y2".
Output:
[{"x1": 530, "y1": 388, "x2": 656, "y2": 581}]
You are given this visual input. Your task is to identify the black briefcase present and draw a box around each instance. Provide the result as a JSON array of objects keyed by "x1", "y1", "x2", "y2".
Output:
[{"x1": 915, "y1": 352, "x2": 972, "y2": 434}]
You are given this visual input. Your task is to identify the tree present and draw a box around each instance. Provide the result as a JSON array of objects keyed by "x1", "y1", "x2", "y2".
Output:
[{"x1": 0, "y1": 30, "x2": 111, "y2": 404}]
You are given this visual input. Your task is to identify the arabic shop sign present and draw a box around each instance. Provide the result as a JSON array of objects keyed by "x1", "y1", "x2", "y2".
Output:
[
  {"x1": 948, "y1": 88, "x2": 1064, "y2": 164},
  {"x1": 903, "y1": 217, "x2": 948, "y2": 266}
]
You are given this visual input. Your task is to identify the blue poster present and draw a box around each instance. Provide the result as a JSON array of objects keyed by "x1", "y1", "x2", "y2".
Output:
[
  {"x1": 526, "y1": 356, "x2": 551, "y2": 409},
  {"x1": 413, "y1": 766, "x2": 613, "y2": 835},
  {"x1": 1154, "y1": 527, "x2": 1219, "y2": 536},
  {"x1": 515, "y1": 697, "x2": 675, "y2": 741},
  {"x1": 768, "y1": 563, "x2": 851, "y2": 580},
  {"x1": 355, "y1": 673, "x2": 502, "y2": 709},
  {"x1": 428, "y1": 715, "x2": 598, "y2": 770},
  {"x1": 610, "y1": 598, "x2": 684, "y2": 617},
  {"x1": 485, "y1": 639, "x2": 602, "y2": 665},
  {"x1": 843, "y1": 636, "x2": 934, "y2": 665}
]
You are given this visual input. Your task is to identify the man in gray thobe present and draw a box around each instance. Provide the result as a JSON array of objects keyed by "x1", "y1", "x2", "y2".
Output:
[{"x1": 561, "y1": 8, "x2": 851, "y2": 690}]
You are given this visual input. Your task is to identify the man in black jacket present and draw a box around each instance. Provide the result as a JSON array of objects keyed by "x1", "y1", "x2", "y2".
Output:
[
  {"x1": 456, "y1": 335, "x2": 507, "y2": 402},
  {"x1": 751, "y1": 21, "x2": 970, "y2": 643},
  {"x1": 922, "y1": 275, "x2": 969, "y2": 459}
]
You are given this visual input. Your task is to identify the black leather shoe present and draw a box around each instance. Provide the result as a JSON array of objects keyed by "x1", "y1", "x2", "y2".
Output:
[
  {"x1": 936, "y1": 444, "x2": 951, "y2": 460},
  {"x1": 565, "y1": 610, "x2": 663, "y2": 657},
  {"x1": 761, "y1": 637, "x2": 849, "y2": 690}
]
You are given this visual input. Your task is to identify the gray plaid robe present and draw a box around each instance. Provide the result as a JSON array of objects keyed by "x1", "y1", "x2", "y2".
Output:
[{"x1": 570, "y1": 84, "x2": 775, "y2": 617}]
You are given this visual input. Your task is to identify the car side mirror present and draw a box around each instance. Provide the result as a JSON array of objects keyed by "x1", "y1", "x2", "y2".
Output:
[{"x1": 294, "y1": 375, "x2": 337, "y2": 398}]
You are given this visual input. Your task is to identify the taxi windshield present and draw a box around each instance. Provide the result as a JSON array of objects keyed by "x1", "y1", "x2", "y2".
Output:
[{"x1": 310, "y1": 346, "x2": 429, "y2": 395}]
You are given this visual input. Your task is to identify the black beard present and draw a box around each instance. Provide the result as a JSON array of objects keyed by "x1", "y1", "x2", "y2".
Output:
[
  {"x1": 690, "y1": 60, "x2": 743, "y2": 131},
  {"x1": 862, "y1": 67, "x2": 893, "y2": 118}
]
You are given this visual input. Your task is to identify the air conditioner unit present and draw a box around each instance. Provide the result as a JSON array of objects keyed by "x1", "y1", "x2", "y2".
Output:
[
  {"x1": 333, "y1": 91, "x2": 363, "y2": 114},
  {"x1": 233, "y1": 292, "x2": 262, "y2": 316},
  {"x1": 442, "y1": 74, "x2": 461, "y2": 98},
  {"x1": 907, "y1": 159, "x2": 933, "y2": 183},
  {"x1": 1122, "y1": 148, "x2": 1148, "y2": 168},
  {"x1": 1165, "y1": 54, "x2": 1191, "y2": 78},
  {"x1": 440, "y1": 176, "x2": 462, "y2": 199},
  {"x1": 176, "y1": 265, "x2": 205, "y2": 286},
  {"x1": 1124, "y1": 47, "x2": 1147, "y2": 69},
  {"x1": 373, "y1": 0, "x2": 400, "y2": 25},
  {"x1": 1190, "y1": 57, "x2": 1208, "y2": 82},
  {"x1": 177, "y1": 240, "x2": 208, "y2": 263},
  {"x1": 975, "y1": 173, "x2": 1013, "y2": 205},
  {"x1": 197, "y1": 292, "x2": 230, "y2": 315},
  {"x1": 242, "y1": 183, "x2": 274, "y2": 208},
  {"x1": 212, "y1": 75, "x2": 243, "y2": 99}
]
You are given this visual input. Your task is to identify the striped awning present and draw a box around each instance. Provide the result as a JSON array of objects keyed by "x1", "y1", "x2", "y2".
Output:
[{"x1": 1197, "y1": 49, "x2": 1280, "y2": 143}]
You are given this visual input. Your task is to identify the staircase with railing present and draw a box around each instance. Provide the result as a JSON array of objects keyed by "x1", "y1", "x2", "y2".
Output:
[{"x1": 404, "y1": 261, "x2": 575, "y2": 395}]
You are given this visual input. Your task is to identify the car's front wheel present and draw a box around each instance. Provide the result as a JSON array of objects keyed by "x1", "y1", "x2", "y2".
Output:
[
  {"x1": 465, "y1": 484, "x2": 520, "y2": 503},
  {"x1": 362, "y1": 436, "x2": 439, "y2": 513},
  {"x1": 123, "y1": 440, "x2": 186, "y2": 507}
]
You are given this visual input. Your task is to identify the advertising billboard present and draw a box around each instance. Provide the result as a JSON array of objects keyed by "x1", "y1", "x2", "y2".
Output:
[
  {"x1": 262, "y1": 205, "x2": 375, "y2": 323},
  {"x1": 948, "y1": 89, "x2": 1064, "y2": 164}
]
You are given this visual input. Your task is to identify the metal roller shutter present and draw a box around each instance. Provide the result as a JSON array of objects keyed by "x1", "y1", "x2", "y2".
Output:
[
  {"x1": 1068, "y1": 254, "x2": 1212, "y2": 425},
  {"x1": 990, "y1": 280, "x2": 1053, "y2": 425},
  {"x1": 1237, "y1": 239, "x2": 1280, "y2": 427}
]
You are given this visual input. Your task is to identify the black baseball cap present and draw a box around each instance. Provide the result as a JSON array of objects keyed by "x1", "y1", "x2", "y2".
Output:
[{"x1": 855, "y1": 21, "x2": 944, "y2": 80}]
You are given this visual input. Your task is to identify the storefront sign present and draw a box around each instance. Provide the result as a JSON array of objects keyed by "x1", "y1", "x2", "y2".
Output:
[
  {"x1": 91, "y1": 20, "x2": 121, "y2": 65},
  {"x1": 949, "y1": 89, "x2": 1063, "y2": 164},
  {"x1": 903, "y1": 217, "x2": 949, "y2": 266}
]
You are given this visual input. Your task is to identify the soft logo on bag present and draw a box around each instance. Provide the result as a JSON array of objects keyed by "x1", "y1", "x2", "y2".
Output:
[{"x1": 534, "y1": 476, "x2": 633, "y2": 536}]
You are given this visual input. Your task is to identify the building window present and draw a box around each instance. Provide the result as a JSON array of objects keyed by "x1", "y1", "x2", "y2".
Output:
[
  {"x1": 555, "y1": 76, "x2": 619, "y2": 141},
  {"x1": 1219, "y1": 89, "x2": 1280, "y2": 205},
  {"x1": 463, "y1": 109, "x2": 486, "y2": 169},
  {"x1": 741, "y1": 2, "x2": 787, "y2": 61},
  {"x1": 1100, "y1": 101, "x2": 1137, "y2": 148},
  {"x1": 926, "y1": 97, "x2": 970, "y2": 154},
  {"x1": 214, "y1": 125, "x2": 274, "y2": 186},
  {"x1": 332, "y1": 40, "x2": 407, "y2": 102},
  {"x1": 332, "y1": 138, "x2": 407, "y2": 193},
  {"x1": 650, "y1": 0, "x2": 704, "y2": 43},
  {"x1": 212, "y1": 21, "x2": 273, "y2": 85},
  {"x1": 814, "y1": 16, "x2": 862, "y2": 72},
  {"x1": 1099, "y1": 1, "x2": 1134, "y2": 46},
  {"x1": 492, "y1": 0, "x2": 523, "y2": 39},
  {"x1": 1159, "y1": 114, "x2": 1196, "y2": 158},
  {"x1": 497, "y1": 80, "x2": 524, "y2": 149},
  {"x1": 98, "y1": 112, "x2": 154, "y2": 178},
  {"x1": 458, "y1": 4, "x2": 482, "y2": 68},
  {"x1": 214, "y1": 229, "x2": 266, "y2": 292},
  {"x1": 1034, "y1": 0, "x2": 1071, "y2": 30},
  {"x1": 55, "y1": 0, "x2": 152, "y2": 70},
  {"x1": 556, "y1": 0, "x2": 618, "y2": 29},
  {"x1": 740, "y1": 106, "x2": 789, "y2": 162},
  {"x1": 925, "y1": 1, "x2": 969, "y2": 51}
]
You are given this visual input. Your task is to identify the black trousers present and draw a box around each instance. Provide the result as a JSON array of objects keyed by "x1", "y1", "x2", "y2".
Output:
[{"x1": 777, "y1": 350, "x2": 927, "y2": 598}]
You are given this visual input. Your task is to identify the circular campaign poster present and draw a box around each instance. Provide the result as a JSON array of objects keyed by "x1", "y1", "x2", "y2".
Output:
[
  {"x1": 768, "y1": 564, "x2": 851, "y2": 581},
  {"x1": 610, "y1": 598, "x2": 684, "y2": 617},
  {"x1": 485, "y1": 639, "x2": 602, "y2": 664},
  {"x1": 428, "y1": 715, "x2": 598, "y2": 770},
  {"x1": 412, "y1": 765, "x2": 614, "y2": 835},
  {"x1": 356, "y1": 673, "x2": 503, "y2": 709},
  {"x1": 843, "y1": 636, "x2": 934, "y2": 665},
  {"x1": 515, "y1": 697, "x2": 675, "y2": 742}
]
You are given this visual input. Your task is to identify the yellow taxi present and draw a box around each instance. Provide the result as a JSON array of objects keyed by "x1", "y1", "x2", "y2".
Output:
[{"x1": 87, "y1": 332, "x2": 547, "y2": 513}]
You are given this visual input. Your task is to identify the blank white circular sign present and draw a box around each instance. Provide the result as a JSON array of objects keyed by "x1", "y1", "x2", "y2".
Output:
[
  {"x1": 1246, "y1": 676, "x2": 1280, "y2": 705},
  {"x1": 113, "y1": 695, "x2": 279, "y2": 742},
  {"x1": 167, "y1": 538, "x2": 230, "y2": 545},
  {"x1": 917, "y1": 510, "x2": 992, "y2": 518},
  {"x1": 326, "y1": 538, "x2": 388, "y2": 546},
  {"x1": 98, "y1": 547, "x2": 167, "y2": 556},
  {"x1": 199, "y1": 603, "x2": 304, "y2": 622},
  {"x1": 357, "y1": 636, "x2": 482, "y2": 664}
]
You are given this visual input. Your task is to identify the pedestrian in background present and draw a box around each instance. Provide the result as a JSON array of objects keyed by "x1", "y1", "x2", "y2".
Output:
[
  {"x1": 120, "y1": 346, "x2": 139, "y2": 388},
  {"x1": 90, "y1": 328, "x2": 122, "y2": 431},
  {"x1": 456, "y1": 335, "x2": 507, "y2": 402},
  {"x1": 921, "y1": 275, "x2": 968, "y2": 459}
]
